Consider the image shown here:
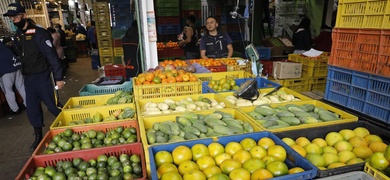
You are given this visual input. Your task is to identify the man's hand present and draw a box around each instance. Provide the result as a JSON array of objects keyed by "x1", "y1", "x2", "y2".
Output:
[{"x1": 56, "y1": 81, "x2": 65, "y2": 90}]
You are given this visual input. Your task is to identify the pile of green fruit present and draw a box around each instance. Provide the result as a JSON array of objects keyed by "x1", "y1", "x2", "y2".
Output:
[
  {"x1": 67, "y1": 107, "x2": 135, "y2": 126},
  {"x1": 146, "y1": 111, "x2": 254, "y2": 144},
  {"x1": 106, "y1": 90, "x2": 134, "y2": 105},
  {"x1": 29, "y1": 153, "x2": 143, "y2": 180},
  {"x1": 43, "y1": 126, "x2": 138, "y2": 154},
  {"x1": 246, "y1": 104, "x2": 342, "y2": 130},
  {"x1": 207, "y1": 78, "x2": 240, "y2": 92}
]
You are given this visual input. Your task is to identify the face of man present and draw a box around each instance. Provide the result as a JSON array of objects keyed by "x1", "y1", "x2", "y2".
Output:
[
  {"x1": 9, "y1": 14, "x2": 23, "y2": 24},
  {"x1": 206, "y1": 18, "x2": 218, "y2": 32}
]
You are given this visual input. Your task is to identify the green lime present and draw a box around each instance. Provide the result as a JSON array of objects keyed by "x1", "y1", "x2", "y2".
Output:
[
  {"x1": 44, "y1": 166, "x2": 56, "y2": 177},
  {"x1": 123, "y1": 165, "x2": 132, "y2": 174},
  {"x1": 118, "y1": 137, "x2": 126, "y2": 144},
  {"x1": 97, "y1": 155, "x2": 108, "y2": 162},
  {"x1": 72, "y1": 146, "x2": 81, "y2": 151},
  {"x1": 87, "y1": 130, "x2": 97, "y2": 139},
  {"x1": 54, "y1": 147, "x2": 63, "y2": 153},
  {"x1": 53, "y1": 135, "x2": 62, "y2": 143},
  {"x1": 80, "y1": 137, "x2": 91, "y2": 144},
  {"x1": 109, "y1": 169, "x2": 121, "y2": 177},
  {"x1": 78, "y1": 161, "x2": 91, "y2": 171},
  {"x1": 57, "y1": 139, "x2": 67, "y2": 148},
  {"x1": 110, "y1": 132, "x2": 121, "y2": 139},
  {"x1": 107, "y1": 156, "x2": 118, "y2": 166},
  {"x1": 81, "y1": 143, "x2": 93, "y2": 150},
  {"x1": 122, "y1": 130, "x2": 132, "y2": 139},
  {"x1": 88, "y1": 173, "x2": 97, "y2": 180},
  {"x1": 44, "y1": 150, "x2": 55, "y2": 154},
  {"x1": 52, "y1": 171, "x2": 66, "y2": 180},
  {"x1": 93, "y1": 139, "x2": 103, "y2": 147},
  {"x1": 119, "y1": 154, "x2": 129, "y2": 163},
  {"x1": 126, "y1": 135, "x2": 137, "y2": 143},
  {"x1": 63, "y1": 129, "x2": 73, "y2": 137},
  {"x1": 86, "y1": 167, "x2": 97, "y2": 176},
  {"x1": 48, "y1": 142, "x2": 57, "y2": 150},
  {"x1": 71, "y1": 133, "x2": 80, "y2": 141},
  {"x1": 72, "y1": 158, "x2": 82, "y2": 167},
  {"x1": 110, "y1": 161, "x2": 122, "y2": 170},
  {"x1": 128, "y1": 127, "x2": 137, "y2": 134},
  {"x1": 72, "y1": 141, "x2": 81, "y2": 147},
  {"x1": 96, "y1": 173, "x2": 108, "y2": 180},
  {"x1": 96, "y1": 131, "x2": 105, "y2": 140},
  {"x1": 63, "y1": 167, "x2": 76, "y2": 176},
  {"x1": 116, "y1": 126, "x2": 124, "y2": 134},
  {"x1": 76, "y1": 170, "x2": 86, "y2": 177},
  {"x1": 132, "y1": 164, "x2": 142, "y2": 175},
  {"x1": 103, "y1": 137, "x2": 112, "y2": 145},
  {"x1": 96, "y1": 161, "x2": 107, "y2": 169},
  {"x1": 62, "y1": 142, "x2": 73, "y2": 151},
  {"x1": 111, "y1": 139, "x2": 119, "y2": 145},
  {"x1": 130, "y1": 154, "x2": 140, "y2": 163},
  {"x1": 89, "y1": 159, "x2": 97, "y2": 167},
  {"x1": 123, "y1": 173, "x2": 134, "y2": 180},
  {"x1": 61, "y1": 161, "x2": 73, "y2": 170}
]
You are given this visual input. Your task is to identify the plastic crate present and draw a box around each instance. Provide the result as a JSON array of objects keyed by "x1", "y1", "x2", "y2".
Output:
[
  {"x1": 204, "y1": 64, "x2": 227, "y2": 72},
  {"x1": 181, "y1": 10, "x2": 201, "y2": 18},
  {"x1": 273, "y1": 78, "x2": 310, "y2": 93},
  {"x1": 378, "y1": 30, "x2": 390, "y2": 77},
  {"x1": 99, "y1": 47, "x2": 113, "y2": 57},
  {"x1": 34, "y1": 120, "x2": 140, "y2": 156},
  {"x1": 113, "y1": 38, "x2": 122, "y2": 47},
  {"x1": 181, "y1": 2, "x2": 201, "y2": 10},
  {"x1": 155, "y1": 0, "x2": 179, "y2": 8},
  {"x1": 63, "y1": 94, "x2": 133, "y2": 110},
  {"x1": 288, "y1": 54, "x2": 329, "y2": 78},
  {"x1": 275, "y1": 120, "x2": 390, "y2": 178},
  {"x1": 113, "y1": 47, "x2": 124, "y2": 56},
  {"x1": 169, "y1": 47, "x2": 184, "y2": 58},
  {"x1": 17, "y1": 143, "x2": 146, "y2": 180},
  {"x1": 194, "y1": 71, "x2": 245, "y2": 82},
  {"x1": 240, "y1": 100, "x2": 359, "y2": 132},
  {"x1": 132, "y1": 78, "x2": 202, "y2": 100},
  {"x1": 156, "y1": 16, "x2": 180, "y2": 25},
  {"x1": 365, "y1": 162, "x2": 390, "y2": 180},
  {"x1": 350, "y1": 29, "x2": 381, "y2": 74},
  {"x1": 329, "y1": 29, "x2": 359, "y2": 68},
  {"x1": 256, "y1": 46, "x2": 271, "y2": 60},
  {"x1": 202, "y1": 77, "x2": 281, "y2": 93},
  {"x1": 104, "y1": 64, "x2": 126, "y2": 78},
  {"x1": 157, "y1": 48, "x2": 170, "y2": 59},
  {"x1": 79, "y1": 81, "x2": 132, "y2": 96},
  {"x1": 148, "y1": 131, "x2": 317, "y2": 180},
  {"x1": 50, "y1": 104, "x2": 136, "y2": 130},
  {"x1": 316, "y1": 171, "x2": 375, "y2": 180},
  {"x1": 309, "y1": 77, "x2": 327, "y2": 92},
  {"x1": 336, "y1": 0, "x2": 390, "y2": 29},
  {"x1": 113, "y1": 56, "x2": 123, "y2": 65},
  {"x1": 156, "y1": 7, "x2": 180, "y2": 16},
  {"x1": 157, "y1": 25, "x2": 181, "y2": 35}
]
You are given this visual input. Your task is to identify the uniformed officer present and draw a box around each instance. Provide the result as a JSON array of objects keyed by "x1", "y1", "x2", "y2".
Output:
[
  {"x1": 4, "y1": 3, "x2": 65, "y2": 152},
  {"x1": 199, "y1": 16, "x2": 234, "y2": 59}
]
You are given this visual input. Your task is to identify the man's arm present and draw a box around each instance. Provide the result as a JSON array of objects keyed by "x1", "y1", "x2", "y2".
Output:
[
  {"x1": 199, "y1": 37, "x2": 208, "y2": 59},
  {"x1": 227, "y1": 44, "x2": 233, "y2": 58},
  {"x1": 179, "y1": 27, "x2": 193, "y2": 46}
]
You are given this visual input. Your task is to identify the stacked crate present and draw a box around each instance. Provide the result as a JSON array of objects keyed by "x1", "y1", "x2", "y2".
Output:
[
  {"x1": 94, "y1": 2, "x2": 113, "y2": 65},
  {"x1": 155, "y1": 0, "x2": 181, "y2": 43},
  {"x1": 325, "y1": 0, "x2": 390, "y2": 124},
  {"x1": 181, "y1": 0, "x2": 201, "y2": 27},
  {"x1": 110, "y1": 0, "x2": 132, "y2": 30}
]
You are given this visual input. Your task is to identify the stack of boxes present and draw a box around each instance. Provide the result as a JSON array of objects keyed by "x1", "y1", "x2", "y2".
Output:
[
  {"x1": 155, "y1": 0, "x2": 181, "y2": 41},
  {"x1": 324, "y1": 0, "x2": 390, "y2": 123},
  {"x1": 94, "y1": 2, "x2": 113, "y2": 65},
  {"x1": 181, "y1": 0, "x2": 201, "y2": 27}
]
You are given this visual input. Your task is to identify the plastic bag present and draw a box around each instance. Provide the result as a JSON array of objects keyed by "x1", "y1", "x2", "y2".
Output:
[{"x1": 234, "y1": 79, "x2": 259, "y2": 101}]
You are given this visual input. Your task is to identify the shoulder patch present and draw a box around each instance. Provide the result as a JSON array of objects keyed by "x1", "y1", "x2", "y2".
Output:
[
  {"x1": 26, "y1": 29, "x2": 36, "y2": 34},
  {"x1": 45, "y1": 40, "x2": 52, "y2": 47}
]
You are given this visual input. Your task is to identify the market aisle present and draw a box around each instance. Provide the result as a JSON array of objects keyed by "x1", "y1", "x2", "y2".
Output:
[{"x1": 0, "y1": 57, "x2": 99, "y2": 179}]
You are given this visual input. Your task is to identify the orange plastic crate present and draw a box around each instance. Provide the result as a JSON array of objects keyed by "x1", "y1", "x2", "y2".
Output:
[
  {"x1": 33, "y1": 120, "x2": 140, "y2": 156},
  {"x1": 17, "y1": 143, "x2": 147, "y2": 180},
  {"x1": 329, "y1": 29, "x2": 359, "y2": 67},
  {"x1": 350, "y1": 29, "x2": 381, "y2": 74},
  {"x1": 378, "y1": 31, "x2": 390, "y2": 77}
]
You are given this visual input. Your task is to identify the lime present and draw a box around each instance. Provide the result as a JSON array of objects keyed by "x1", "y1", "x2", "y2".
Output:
[
  {"x1": 132, "y1": 164, "x2": 142, "y2": 175},
  {"x1": 44, "y1": 150, "x2": 55, "y2": 154},
  {"x1": 110, "y1": 169, "x2": 121, "y2": 177},
  {"x1": 120, "y1": 154, "x2": 130, "y2": 163},
  {"x1": 122, "y1": 160, "x2": 131, "y2": 166},
  {"x1": 54, "y1": 147, "x2": 63, "y2": 153},
  {"x1": 130, "y1": 154, "x2": 141, "y2": 163},
  {"x1": 93, "y1": 139, "x2": 103, "y2": 147},
  {"x1": 87, "y1": 130, "x2": 97, "y2": 139},
  {"x1": 48, "y1": 142, "x2": 57, "y2": 150},
  {"x1": 76, "y1": 170, "x2": 86, "y2": 178},
  {"x1": 44, "y1": 166, "x2": 56, "y2": 177},
  {"x1": 110, "y1": 132, "x2": 121, "y2": 139},
  {"x1": 86, "y1": 167, "x2": 97, "y2": 176},
  {"x1": 64, "y1": 167, "x2": 76, "y2": 176},
  {"x1": 119, "y1": 137, "x2": 126, "y2": 144},
  {"x1": 80, "y1": 137, "x2": 91, "y2": 144},
  {"x1": 81, "y1": 143, "x2": 93, "y2": 150},
  {"x1": 122, "y1": 130, "x2": 132, "y2": 139},
  {"x1": 127, "y1": 135, "x2": 137, "y2": 143},
  {"x1": 96, "y1": 173, "x2": 109, "y2": 180},
  {"x1": 33, "y1": 169, "x2": 45, "y2": 177},
  {"x1": 97, "y1": 155, "x2": 108, "y2": 162},
  {"x1": 52, "y1": 171, "x2": 66, "y2": 180},
  {"x1": 123, "y1": 173, "x2": 134, "y2": 180},
  {"x1": 57, "y1": 139, "x2": 67, "y2": 148},
  {"x1": 123, "y1": 165, "x2": 132, "y2": 173},
  {"x1": 72, "y1": 158, "x2": 82, "y2": 167},
  {"x1": 78, "y1": 161, "x2": 91, "y2": 171},
  {"x1": 61, "y1": 161, "x2": 73, "y2": 170},
  {"x1": 127, "y1": 127, "x2": 137, "y2": 134},
  {"x1": 111, "y1": 139, "x2": 119, "y2": 145},
  {"x1": 62, "y1": 142, "x2": 73, "y2": 151},
  {"x1": 116, "y1": 126, "x2": 124, "y2": 134},
  {"x1": 96, "y1": 161, "x2": 107, "y2": 169},
  {"x1": 72, "y1": 146, "x2": 81, "y2": 151},
  {"x1": 88, "y1": 173, "x2": 97, "y2": 179},
  {"x1": 71, "y1": 133, "x2": 80, "y2": 141},
  {"x1": 63, "y1": 129, "x2": 73, "y2": 137},
  {"x1": 89, "y1": 159, "x2": 97, "y2": 167},
  {"x1": 53, "y1": 135, "x2": 62, "y2": 143},
  {"x1": 72, "y1": 141, "x2": 81, "y2": 147},
  {"x1": 111, "y1": 161, "x2": 122, "y2": 170},
  {"x1": 96, "y1": 131, "x2": 105, "y2": 140},
  {"x1": 104, "y1": 137, "x2": 112, "y2": 145},
  {"x1": 107, "y1": 156, "x2": 118, "y2": 166}
]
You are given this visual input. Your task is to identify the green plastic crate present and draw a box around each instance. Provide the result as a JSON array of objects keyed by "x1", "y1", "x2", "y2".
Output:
[
  {"x1": 182, "y1": 2, "x2": 201, "y2": 10},
  {"x1": 79, "y1": 81, "x2": 133, "y2": 96},
  {"x1": 157, "y1": 7, "x2": 180, "y2": 16}
]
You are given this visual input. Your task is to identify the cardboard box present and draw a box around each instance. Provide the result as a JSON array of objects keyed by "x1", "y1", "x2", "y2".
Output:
[{"x1": 273, "y1": 61, "x2": 302, "y2": 79}]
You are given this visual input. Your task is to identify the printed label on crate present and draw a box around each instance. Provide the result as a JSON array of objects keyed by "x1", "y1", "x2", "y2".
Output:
[{"x1": 147, "y1": 11, "x2": 157, "y2": 42}]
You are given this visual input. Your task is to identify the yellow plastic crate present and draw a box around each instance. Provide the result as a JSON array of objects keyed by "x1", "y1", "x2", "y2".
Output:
[
  {"x1": 114, "y1": 47, "x2": 124, "y2": 56},
  {"x1": 309, "y1": 77, "x2": 327, "y2": 92},
  {"x1": 50, "y1": 104, "x2": 136, "y2": 130},
  {"x1": 194, "y1": 71, "x2": 246, "y2": 82},
  {"x1": 336, "y1": 0, "x2": 390, "y2": 29},
  {"x1": 272, "y1": 78, "x2": 310, "y2": 92},
  {"x1": 364, "y1": 162, "x2": 390, "y2": 180},
  {"x1": 99, "y1": 47, "x2": 113, "y2": 57},
  {"x1": 132, "y1": 78, "x2": 202, "y2": 100},
  {"x1": 139, "y1": 108, "x2": 263, "y2": 147},
  {"x1": 63, "y1": 94, "x2": 134, "y2": 110},
  {"x1": 238, "y1": 100, "x2": 359, "y2": 132},
  {"x1": 218, "y1": 87, "x2": 313, "y2": 107},
  {"x1": 136, "y1": 93, "x2": 233, "y2": 117},
  {"x1": 288, "y1": 54, "x2": 329, "y2": 77}
]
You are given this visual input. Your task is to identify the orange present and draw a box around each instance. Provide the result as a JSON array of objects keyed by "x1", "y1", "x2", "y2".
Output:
[
  {"x1": 262, "y1": 156, "x2": 277, "y2": 165},
  {"x1": 325, "y1": 132, "x2": 344, "y2": 146},
  {"x1": 157, "y1": 163, "x2": 178, "y2": 178},
  {"x1": 175, "y1": 76, "x2": 183, "y2": 82},
  {"x1": 291, "y1": 144, "x2": 307, "y2": 157},
  {"x1": 137, "y1": 76, "x2": 146, "y2": 84},
  {"x1": 258, "y1": 137, "x2": 275, "y2": 150},
  {"x1": 295, "y1": 137, "x2": 311, "y2": 147},
  {"x1": 158, "y1": 73, "x2": 167, "y2": 80},
  {"x1": 334, "y1": 141, "x2": 353, "y2": 152},
  {"x1": 346, "y1": 158, "x2": 365, "y2": 165},
  {"x1": 348, "y1": 136, "x2": 368, "y2": 147},
  {"x1": 189, "y1": 76, "x2": 198, "y2": 82},
  {"x1": 242, "y1": 158, "x2": 265, "y2": 173},
  {"x1": 282, "y1": 137, "x2": 296, "y2": 146},
  {"x1": 266, "y1": 161, "x2": 289, "y2": 177},
  {"x1": 370, "y1": 152, "x2": 390, "y2": 171},
  {"x1": 208, "y1": 142, "x2": 225, "y2": 158},
  {"x1": 240, "y1": 138, "x2": 257, "y2": 151},
  {"x1": 183, "y1": 169, "x2": 206, "y2": 180},
  {"x1": 208, "y1": 173, "x2": 230, "y2": 180},
  {"x1": 353, "y1": 127, "x2": 370, "y2": 138},
  {"x1": 311, "y1": 138, "x2": 328, "y2": 148},
  {"x1": 338, "y1": 129, "x2": 356, "y2": 141},
  {"x1": 182, "y1": 74, "x2": 190, "y2": 82},
  {"x1": 327, "y1": 162, "x2": 346, "y2": 169},
  {"x1": 219, "y1": 159, "x2": 242, "y2": 175},
  {"x1": 249, "y1": 146, "x2": 267, "y2": 159},
  {"x1": 225, "y1": 142, "x2": 243, "y2": 156},
  {"x1": 214, "y1": 153, "x2": 232, "y2": 166},
  {"x1": 196, "y1": 156, "x2": 215, "y2": 171},
  {"x1": 306, "y1": 153, "x2": 326, "y2": 167},
  {"x1": 229, "y1": 168, "x2": 250, "y2": 180},
  {"x1": 370, "y1": 142, "x2": 388, "y2": 153},
  {"x1": 304, "y1": 143, "x2": 323, "y2": 155},
  {"x1": 202, "y1": 165, "x2": 221, "y2": 178},
  {"x1": 251, "y1": 169, "x2": 273, "y2": 179},
  {"x1": 191, "y1": 144, "x2": 209, "y2": 161},
  {"x1": 364, "y1": 134, "x2": 383, "y2": 145},
  {"x1": 172, "y1": 146, "x2": 192, "y2": 165},
  {"x1": 160, "y1": 171, "x2": 183, "y2": 180},
  {"x1": 352, "y1": 146, "x2": 373, "y2": 160},
  {"x1": 155, "y1": 151, "x2": 174, "y2": 167},
  {"x1": 322, "y1": 153, "x2": 340, "y2": 167},
  {"x1": 232, "y1": 150, "x2": 252, "y2": 164},
  {"x1": 267, "y1": 145, "x2": 287, "y2": 161},
  {"x1": 145, "y1": 73, "x2": 155, "y2": 82},
  {"x1": 288, "y1": 167, "x2": 305, "y2": 174},
  {"x1": 338, "y1": 150, "x2": 356, "y2": 163},
  {"x1": 178, "y1": 160, "x2": 199, "y2": 175},
  {"x1": 167, "y1": 76, "x2": 176, "y2": 83}
]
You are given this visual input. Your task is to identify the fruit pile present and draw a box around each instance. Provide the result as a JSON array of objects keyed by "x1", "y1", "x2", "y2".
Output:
[
  {"x1": 146, "y1": 111, "x2": 254, "y2": 144},
  {"x1": 246, "y1": 103, "x2": 342, "y2": 130},
  {"x1": 43, "y1": 126, "x2": 138, "y2": 154},
  {"x1": 282, "y1": 127, "x2": 390, "y2": 172},
  {"x1": 159, "y1": 59, "x2": 187, "y2": 68},
  {"x1": 216, "y1": 58, "x2": 241, "y2": 66},
  {"x1": 105, "y1": 90, "x2": 133, "y2": 105},
  {"x1": 188, "y1": 59, "x2": 224, "y2": 67},
  {"x1": 134, "y1": 69, "x2": 198, "y2": 85},
  {"x1": 67, "y1": 107, "x2": 135, "y2": 126},
  {"x1": 154, "y1": 137, "x2": 306, "y2": 179},
  {"x1": 225, "y1": 90, "x2": 301, "y2": 107},
  {"x1": 30, "y1": 153, "x2": 143, "y2": 179},
  {"x1": 207, "y1": 78, "x2": 239, "y2": 92},
  {"x1": 141, "y1": 96, "x2": 226, "y2": 116},
  {"x1": 157, "y1": 41, "x2": 179, "y2": 48}
]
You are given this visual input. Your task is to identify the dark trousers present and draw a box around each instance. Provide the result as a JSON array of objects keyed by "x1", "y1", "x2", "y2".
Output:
[{"x1": 24, "y1": 71, "x2": 62, "y2": 127}]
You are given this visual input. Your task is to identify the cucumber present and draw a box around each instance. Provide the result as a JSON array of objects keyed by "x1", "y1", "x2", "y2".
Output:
[
  {"x1": 243, "y1": 122, "x2": 254, "y2": 133},
  {"x1": 176, "y1": 117, "x2": 192, "y2": 127},
  {"x1": 280, "y1": 117, "x2": 301, "y2": 126},
  {"x1": 156, "y1": 136, "x2": 168, "y2": 143},
  {"x1": 184, "y1": 132, "x2": 198, "y2": 140},
  {"x1": 276, "y1": 120, "x2": 290, "y2": 127},
  {"x1": 182, "y1": 126, "x2": 201, "y2": 136},
  {"x1": 267, "y1": 124, "x2": 290, "y2": 130},
  {"x1": 204, "y1": 118, "x2": 226, "y2": 128},
  {"x1": 157, "y1": 123, "x2": 173, "y2": 135},
  {"x1": 146, "y1": 131, "x2": 156, "y2": 144},
  {"x1": 205, "y1": 113, "x2": 223, "y2": 120},
  {"x1": 213, "y1": 125, "x2": 234, "y2": 135},
  {"x1": 180, "y1": 112, "x2": 198, "y2": 121},
  {"x1": 165, "y1": 121, "x2": 180, "y2": 135},
  {"x1": 276, "y1": 111, "x2": 295, "y2": 118},
  {"x1": 193, "y1": 121, "x2": 208, "y2": 134},
  {"x1": 254, "y1": 106, "x2": 275, "y2": 116},
  {"x1": 262, "y1": 121, "x2": 278, "y2": 128},
  {"x1": 227, "y1": 125, "x2": 244, "y2": 134},
  {"x1": 247, "y1": 111, "x2": 265, "y2": 120}
]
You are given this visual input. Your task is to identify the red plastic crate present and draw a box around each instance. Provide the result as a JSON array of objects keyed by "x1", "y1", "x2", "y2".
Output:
[
  {"x1": 205, "y1": 65, "x2": 227, "y2": 72},
  {"x1": 105, "y1": 64, "x2": 126, "y2": 78},
  {"x1": 113, "y1": 38, "x2": 122, "y2": 47},
  {"x1": 17, "y1": 143, "x2": 147, "y2": 180},
  {"x1": 156, "y1": 16, "x2": 180, "y2": 25},
  {"x1": 170, "y1": 47, "x2": 184, "y2": 57},
  {"x1": 157, "y1": 48, "x2": 170, "y2": 59}
]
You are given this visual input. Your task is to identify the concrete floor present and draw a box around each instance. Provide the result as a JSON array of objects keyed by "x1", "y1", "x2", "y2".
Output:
[{"x1": 0, "y1": 57, "x2": 100, "y2": 179}]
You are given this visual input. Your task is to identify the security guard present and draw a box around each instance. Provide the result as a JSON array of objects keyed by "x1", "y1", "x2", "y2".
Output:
[
  {"x1": 200, "y1": 16, "x2": 234, "y2": 59},
  {"x1": 4, "y1": 3, "x2": 64, "y2": 152}
]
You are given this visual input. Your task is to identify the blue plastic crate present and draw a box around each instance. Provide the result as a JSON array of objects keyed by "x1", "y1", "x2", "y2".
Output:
[
  {"x1": 325, "y1": 90, "x2": 349, "y2": 107},
  {"x1": 369, "y1": 75, "x2": 390, "y2": 95},
  {"x1": 79, "y1": 81, "x2": 133, "y2": 96},
  {"x1": 202, "y1": 77, "x2": 281, "y2": 93},
  {"x1": 328, "y1": 66, "x2": 353, "y2": 84},
  {"x1": 256, "y1": 46, "x2": 271, "y2": 60},
  {"x1": 347, "y1": 97, "x2": 365, "y2": 112},
  {"x1": 363, "y1": 103, "x2": 390, "y2": 123},
  {"x1": 157, "y1": 25, "x2": 181, "y2": 35},
  {"x1": 350, "y1": 86, "x2": 366, "y2": 99},
  {"x1": 351, "y1": 71, "x2": 369, "y2": 89},
  {"x1": 148, "y1": 132, "x2": 317, "y2": 180},
  {"x1": 366, "y1": 91, "x2": 390, "y2": 109},
  {"x1": 328, "y1": 80, "x2": 351, "y2": 95}
]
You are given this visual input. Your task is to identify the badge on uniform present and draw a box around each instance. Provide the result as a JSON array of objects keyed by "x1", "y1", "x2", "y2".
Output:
[
  {"x1": 26, "y1": 29, "x2": 35, "y2": 34},
  {"x1": 45, "y1": 40, "x2": 52, "y2": 47}
]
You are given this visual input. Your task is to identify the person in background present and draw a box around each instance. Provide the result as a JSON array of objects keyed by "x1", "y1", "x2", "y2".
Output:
[
  {"x1": 179, "y1": 15, "x2": 200, "y2": 59},
  {"x1": 0, "y1": 39, "x2": 26, "y2": 115},
  {"x1": 4, "y1": 3, "x2": 64, "y2": 152},
  {"x1": 197, "y1": 26, "x2": 207, "y2": 46},
  {"x1": 55, "y1": 24, "x2": 69, "y2": 74},
  {"x1": 199, "y1": 16, "x2": 234, "y2": 59},
  {"x1": 77, "y1": 23, "x2": 87, "y2": 35},
  {"x1": 292, "y1": 17, "x2": 312, "y2": 54},
  {"x1": 313, "y1": 25, "x2": 333, "y2": 52},
  {"x1": 87, "y1": 21, "x2": 97, "y2": 49},
  {"x1": 47, "y1": 27, "x2": 64, "y2": 60}
]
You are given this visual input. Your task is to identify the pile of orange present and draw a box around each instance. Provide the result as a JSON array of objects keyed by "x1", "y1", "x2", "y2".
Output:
[
  {"x1": 159, "y1": 59, "x2": 187, "y2": 68},
  {"x1": 134, "y1": 69, "x2": 198, "y2": 85},
  {"x1": 157, "y1": 41, "x2": 180, "y2": 49},
  {"x1": 188, "y1": 59, "x2": 223, "y2": 67},
  {"x1": 217, "y1": 58, "x2": 239, "y2": 66},
  {"x1": 157, "y1": 42, "x2": 166, "y2": 48},
  {"x1": 155, "y1": 137, "x2": 305, "y2": 180}
]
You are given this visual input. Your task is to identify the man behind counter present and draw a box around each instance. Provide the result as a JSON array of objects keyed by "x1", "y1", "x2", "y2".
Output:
[{"x1": 199, "y1": 16, "x2": 233, "y2": 59}]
